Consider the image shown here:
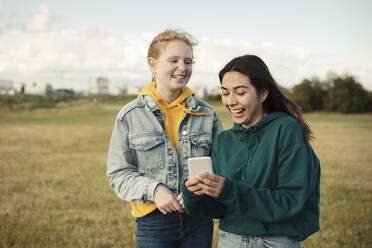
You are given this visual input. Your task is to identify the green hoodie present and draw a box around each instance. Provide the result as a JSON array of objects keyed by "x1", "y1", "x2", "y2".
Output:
[{"x1": 182, "y1": 112, "x2": 320, "y2": 241}]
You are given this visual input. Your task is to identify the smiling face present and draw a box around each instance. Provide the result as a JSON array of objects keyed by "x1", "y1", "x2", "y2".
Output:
[
  {"x1": 148, "y1": 39, "x2": 193, "y2": 98},
  {"x1": 221, "y1": 71, "x2": 268, "y2": 129}
]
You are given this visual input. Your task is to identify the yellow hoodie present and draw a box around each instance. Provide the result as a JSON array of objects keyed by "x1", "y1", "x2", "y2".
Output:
[{"x1": 130, "y1": 82, "x2": 206, "y2": 217}]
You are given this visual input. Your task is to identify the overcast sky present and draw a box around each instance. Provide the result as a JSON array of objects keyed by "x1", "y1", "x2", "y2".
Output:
[{"x1": 0, "y1": 0, "x2": 371, "y2": 91}]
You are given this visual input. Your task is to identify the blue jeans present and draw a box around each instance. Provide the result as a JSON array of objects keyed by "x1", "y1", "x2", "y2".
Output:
[
  {"x1": 218, "y1": 230, "x2": 302, "y2": 248},
  {"x1": 135, "y1": 209, "x2": 213, "y2": 248}
]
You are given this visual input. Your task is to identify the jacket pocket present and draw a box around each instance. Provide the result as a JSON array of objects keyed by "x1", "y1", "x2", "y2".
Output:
[
  {"x1": 128, "y1": 133, "x2": 166, "y2": 182},
  {"x1": 190, "y1": 133, "x2": 211, "y2": 157}
]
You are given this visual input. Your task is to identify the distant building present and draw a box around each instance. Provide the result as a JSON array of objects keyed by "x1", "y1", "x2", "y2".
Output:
[
  {"x1": 0, "y1": 80, "x2": 13, "y2": 95},
  {"x1": 192, "y1": 85, "x2": 208, "y2": 98},
  {"x1": 108, "y1": 84, "x2": 126, "y2": 95},
  {"x1": 55, "y1": 88, "x2": 74, "y2": 96},
  {"x1": 13, "y1": 82, "x2": 25, "y2": 95},
  {"x1": 89, "y1": 77, "x2": 109, "y2": 95},
  {"x1": 24, "y1": 82, "x2": 53, "y2": 96},
  {"x1": 126, "y1": 85, "x2": 142, "y2": 96},
  {"x1": 79, "y1": 90, "x2": 89, "y2": 97}
]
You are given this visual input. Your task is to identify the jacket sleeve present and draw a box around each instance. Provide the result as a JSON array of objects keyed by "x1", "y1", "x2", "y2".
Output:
[
  {"x1": 107, "y1": 114, "x2": 160, "y2": 203},
  {"x1": 215, "y1": 121, "x2": 320, "y2": 222}
]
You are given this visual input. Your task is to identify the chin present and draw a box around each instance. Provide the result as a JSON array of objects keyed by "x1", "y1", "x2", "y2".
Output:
[
  {"x1": 233, "y1": 119, "x2": 243, "y2": 125},
  {"x1": 176, "y1": 83, "x2": 188, "y2": 89}
]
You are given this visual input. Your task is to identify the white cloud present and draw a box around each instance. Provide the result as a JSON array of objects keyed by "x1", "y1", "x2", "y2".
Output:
[
  {"x1": 192, "y1": 37, "x2": 372, "y2": 90},
  {"x1": 24, "y1": 4, "x2": 54, "y2": 32},
  {"x1": 0, "y1": 25, "x2": 152, "y2": 89},
  {"x1": 0, "y1": 4, "x2": 371, "y2": 91}
]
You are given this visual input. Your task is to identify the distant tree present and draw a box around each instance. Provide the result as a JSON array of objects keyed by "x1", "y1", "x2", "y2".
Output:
[
  {"x1": 290, "y1": 72, "x2": 370, "y2": 113},
  {"x1": 325, "y1": 73, "x2": 369, "y2": 113},
  {"x1": 292, "y1": 79, "x2": 313, "y2": 111},
  {"x1": 291, "y1": 77, "x2": 326, "y2": 112},
  {"x1": 366, "y1": 92, "x2": 372, "y2": 112},
  {"x1": 311, "y1": 79, "x2": 327, "y2": 110}
]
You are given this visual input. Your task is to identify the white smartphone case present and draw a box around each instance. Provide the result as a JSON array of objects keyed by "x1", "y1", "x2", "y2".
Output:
[{"x1": 187, "y1": 156, "x2": 213, "y2": 178}]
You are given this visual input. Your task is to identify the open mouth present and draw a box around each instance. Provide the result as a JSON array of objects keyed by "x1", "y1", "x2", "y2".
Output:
[
  {"x1": 231, "y1": 109, "x2": 244, "y2": 114},
  {"x1": 173, "y1": 75, "x2": 186, "y2": 79}
]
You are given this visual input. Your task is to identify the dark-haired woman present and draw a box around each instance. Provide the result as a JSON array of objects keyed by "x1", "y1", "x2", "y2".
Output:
[{"x1": 182, "y1": 55, "x2": 320, "y2": 248}]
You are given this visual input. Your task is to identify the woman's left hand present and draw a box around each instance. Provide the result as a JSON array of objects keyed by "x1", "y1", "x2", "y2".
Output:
[
  {"x1": 177, "y1": 192, "x2": 185, "y2": 213},
  {"x1": 198, "y1": 172, "x2": 225, "y2": 198}
]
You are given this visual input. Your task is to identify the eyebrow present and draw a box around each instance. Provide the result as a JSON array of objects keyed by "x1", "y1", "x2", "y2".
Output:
[
  {"x1": 221, "y1": 85, "x2": 249, "y2": 90},
  {"x1": 167, "y1": 56, "x2": 193, "y2": 60}
]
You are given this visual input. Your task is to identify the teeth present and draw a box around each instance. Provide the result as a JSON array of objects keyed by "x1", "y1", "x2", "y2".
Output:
[
  {"x1": 231, "y1": 109, "x2": 243, "y2": 114},
  {"x1": 173, "y1": 75, "x2": 185, "y2": 79}
]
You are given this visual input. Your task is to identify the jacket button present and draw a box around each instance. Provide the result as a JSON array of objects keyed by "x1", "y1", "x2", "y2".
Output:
[{"x1": 182, "y1": 131, "x2": 188, "y2": 136}]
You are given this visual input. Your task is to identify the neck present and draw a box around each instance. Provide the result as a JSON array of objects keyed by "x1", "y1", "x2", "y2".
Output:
[
  {"x1": 242, "y1": 110, "x2": 268, "y2": 129},
  {"x1": 156, "y1": 85, "x2": 182, "y2": 104}
]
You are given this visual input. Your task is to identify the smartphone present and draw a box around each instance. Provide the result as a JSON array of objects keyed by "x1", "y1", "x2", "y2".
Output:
[{"x1": 187, "y1": 156, "x2": 213, "y2": 178}]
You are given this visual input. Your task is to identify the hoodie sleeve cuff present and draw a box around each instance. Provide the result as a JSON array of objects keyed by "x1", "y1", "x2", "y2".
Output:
[
  {"x1": 216, "y1": 177, "x2": 234, "y2": 203},
  {"x1": 181, "y1": 180, "x2": 197, "y2": 199}
]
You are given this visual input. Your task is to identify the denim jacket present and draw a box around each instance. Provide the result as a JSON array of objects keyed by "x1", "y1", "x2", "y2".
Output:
[{"x1": 107, "y1": 95, "x2": 224, "y2": 203}]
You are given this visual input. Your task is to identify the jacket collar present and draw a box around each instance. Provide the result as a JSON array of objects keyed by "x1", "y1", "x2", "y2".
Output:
[{"x1": 139, "y1": 94, "x2": 200, "y2": 113}]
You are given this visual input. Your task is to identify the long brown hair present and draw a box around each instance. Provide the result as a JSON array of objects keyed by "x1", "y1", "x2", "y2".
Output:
[{"x1": 219, "y1": 54, "x2": 314, "y2": 140}]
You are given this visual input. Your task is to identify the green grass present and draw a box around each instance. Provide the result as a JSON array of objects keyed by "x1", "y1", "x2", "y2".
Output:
[{"x1": 0, "y1": 101, "x2": 371, "y2": 247}]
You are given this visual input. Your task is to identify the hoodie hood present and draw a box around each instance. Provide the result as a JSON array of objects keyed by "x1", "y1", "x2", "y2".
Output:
[
  {"x1": 139, "y1": 82, "x2": 194, "y2": 105},
  {"x1": 138, "y1": 82, "x2": 204, "y2": 116}
]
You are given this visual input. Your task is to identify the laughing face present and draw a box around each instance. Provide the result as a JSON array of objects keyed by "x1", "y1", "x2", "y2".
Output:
[
  {"x1": 221, "y1": 71, "x2": 268, "y2": 129},
  {"x1": 148, "y1": 39, "x2": 193, "y2": 98}
]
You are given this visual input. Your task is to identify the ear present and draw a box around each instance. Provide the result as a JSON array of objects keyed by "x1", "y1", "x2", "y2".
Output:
[
  {"x1": 259, "y1": 89, "x2": 269, "y2": 102},
  {"x1": 148, "y1": 57, "x2": 157, "y2": 75}
]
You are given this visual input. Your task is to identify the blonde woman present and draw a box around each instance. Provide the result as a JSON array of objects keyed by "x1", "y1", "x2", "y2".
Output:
[{"x1": 107, "y1": 30, "x2": 223, "y2": 247}]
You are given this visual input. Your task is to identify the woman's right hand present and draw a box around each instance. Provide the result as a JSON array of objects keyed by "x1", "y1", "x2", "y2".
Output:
[
  {"x1": 184, "y1": 176, "x2": 204, "y2": 195},
  {"x1": 154, "y1": 184, "x2": 183, "y2": 215},
  {"x1": 185, "y1": 173, "x2": 225, "y2": 198}
]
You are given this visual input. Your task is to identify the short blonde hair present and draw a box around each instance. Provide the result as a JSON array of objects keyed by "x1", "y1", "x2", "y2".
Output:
[{"x1": 147, "y1": 29, "x2": 198, "y2": 61}]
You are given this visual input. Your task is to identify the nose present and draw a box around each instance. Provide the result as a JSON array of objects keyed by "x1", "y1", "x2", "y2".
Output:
[
  {"x1": 177, "y1": 61, "x2": 186, "y2": 71},
  {"x1": 226, "y1": 93, "x2": 237, "y2": 106}
]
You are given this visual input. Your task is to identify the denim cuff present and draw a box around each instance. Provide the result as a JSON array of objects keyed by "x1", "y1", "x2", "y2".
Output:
[{"x1": 147, "y1": 181, "x2": 161, "y2": 202}]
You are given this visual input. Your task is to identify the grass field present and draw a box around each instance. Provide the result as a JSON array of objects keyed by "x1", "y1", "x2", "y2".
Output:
[{"x1": 1, "y1": 99, "x2": 371, "y2": 247}]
